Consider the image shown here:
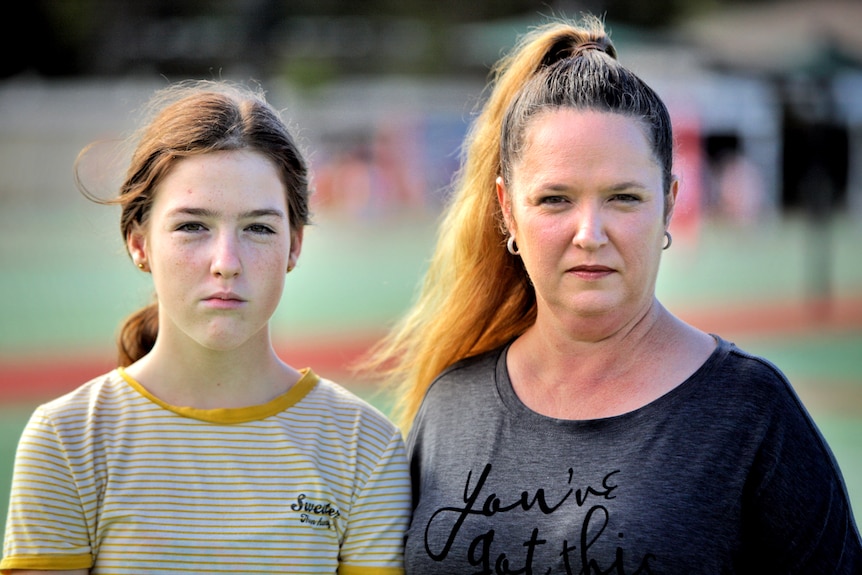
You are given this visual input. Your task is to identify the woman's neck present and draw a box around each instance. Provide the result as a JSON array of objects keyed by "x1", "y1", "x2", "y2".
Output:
[{"x1": 507, "y1": 300, "x2": 714, "y2": 419}]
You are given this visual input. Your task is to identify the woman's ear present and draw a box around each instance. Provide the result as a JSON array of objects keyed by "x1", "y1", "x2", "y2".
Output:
[
  {"x1": 127, "y1": 223, "x2": 149, "y2": 270},
  {"x1": 496, "y1": 176, "x2": 514, "y2": 233},
  {"x1": 665, "y1": 177, "x2": 679, "y2": 228}
]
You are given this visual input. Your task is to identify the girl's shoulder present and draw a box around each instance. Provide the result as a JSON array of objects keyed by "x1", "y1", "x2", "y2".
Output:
[
  {"x1": 304, "y1": 376, "x2": 401, "y2": 436},
  {"x1": 37, "y1": 369, "x2": 129, "y2": 415}
]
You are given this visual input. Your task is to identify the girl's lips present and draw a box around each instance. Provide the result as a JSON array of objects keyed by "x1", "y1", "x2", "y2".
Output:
[
  {"x1": 203, "y1": 292, "x2": 247, "y2": 309},
  {"x1": 203, "y1": 298, "x2": 245, "y2": 310}
]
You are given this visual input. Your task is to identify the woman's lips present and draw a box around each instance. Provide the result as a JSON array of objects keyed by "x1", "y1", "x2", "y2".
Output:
[{"x1": 568, "y1": 265, "x2": 614, "y2": 280}]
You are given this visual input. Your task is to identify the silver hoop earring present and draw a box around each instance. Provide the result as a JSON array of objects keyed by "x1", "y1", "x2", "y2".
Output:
[
  {"x1": 507, "y1": 235, "x2": 520, "y2": 255},
  {"x1": 663, "y1": 231, "x2": 672, "y2": 250}
]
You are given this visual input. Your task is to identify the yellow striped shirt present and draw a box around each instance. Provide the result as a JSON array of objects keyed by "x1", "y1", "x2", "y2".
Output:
[{"x1": 1, "y1": 368, "x2": 410, "y2": 574}]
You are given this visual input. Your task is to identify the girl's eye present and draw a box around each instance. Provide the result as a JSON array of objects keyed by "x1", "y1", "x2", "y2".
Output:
[{"x1": 246, "y1": 224, "x2": 276, "y2": 234}]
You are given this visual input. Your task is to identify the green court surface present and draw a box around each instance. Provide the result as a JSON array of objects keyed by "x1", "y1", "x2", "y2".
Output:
[
  {"x1": 1, "y1": 206, "x2": 861, "y2": 545},
  {"x1": 2, "y1": 205, "x2": 861, "y2": 354}
]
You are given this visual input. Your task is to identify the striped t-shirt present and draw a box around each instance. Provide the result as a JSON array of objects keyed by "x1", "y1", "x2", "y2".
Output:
[{"x1": 1, "y1": 368, "x2": 411, "y2": 574}]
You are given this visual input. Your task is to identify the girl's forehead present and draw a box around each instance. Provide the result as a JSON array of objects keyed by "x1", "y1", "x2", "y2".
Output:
[{"x1": 152, "y1": 151, "x2": 289, "y2": 212}]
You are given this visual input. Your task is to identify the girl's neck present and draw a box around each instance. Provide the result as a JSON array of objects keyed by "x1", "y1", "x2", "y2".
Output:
[{"x1": 124, "y1": 336, "x2": 302, "y2": 410}]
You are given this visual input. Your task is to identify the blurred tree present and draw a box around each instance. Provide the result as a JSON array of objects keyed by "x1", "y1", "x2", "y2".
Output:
[
  {"x1": 0, "y1": 0, "x2": 790, "y2": 80},
  {"x1": 1, "y1": 0, "x2": 83, "y2": 77}
]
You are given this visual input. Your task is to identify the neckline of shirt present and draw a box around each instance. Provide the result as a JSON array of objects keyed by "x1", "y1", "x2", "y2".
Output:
[{"x1": 116, "y1": 366, "x2": 319, "y2": 424}]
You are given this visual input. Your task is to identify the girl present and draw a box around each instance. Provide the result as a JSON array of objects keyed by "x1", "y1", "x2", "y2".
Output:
[{"x1": 1, "y1": 81, "x2": 411, "y2": 575}]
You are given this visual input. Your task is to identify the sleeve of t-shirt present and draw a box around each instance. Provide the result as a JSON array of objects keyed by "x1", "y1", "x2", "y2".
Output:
[
  {"x1": 1, "y1": 406, "x2": 94, "y2": 573},
  {"x1": 338, "y1": 426, "x2": 411, "y2": 575},
  {"x1": 744, "y1": 364, "x2": 862, "y2": 573}
]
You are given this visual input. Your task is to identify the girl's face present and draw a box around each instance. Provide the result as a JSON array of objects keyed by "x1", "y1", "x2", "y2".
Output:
[
  {"x1": 497, "y1": 108, "x2": 676, "y2": 336},
  {"x1": 127, "y1": 150, "x2": 301, "y2": 353}
]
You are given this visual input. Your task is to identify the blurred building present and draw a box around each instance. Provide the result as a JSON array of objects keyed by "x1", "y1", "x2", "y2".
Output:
[{"x1": 676, "y1": 0, "x2": 862, "y2": 220}]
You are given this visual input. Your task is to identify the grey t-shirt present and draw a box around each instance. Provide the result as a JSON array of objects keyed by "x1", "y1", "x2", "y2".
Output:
[{"x1": 405, "y1": 337, "x2": 861, "y2": 574}]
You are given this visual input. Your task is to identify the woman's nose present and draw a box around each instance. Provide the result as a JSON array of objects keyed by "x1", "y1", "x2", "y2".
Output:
[{"x1": 572, "y1": 207, "x2": 608, "y2": 250}]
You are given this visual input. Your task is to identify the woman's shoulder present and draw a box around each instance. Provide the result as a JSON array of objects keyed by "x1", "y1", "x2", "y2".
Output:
[
  {"x1": 437, "y1": 345, "x2": 505, "y2": 383},
  {"x1": 419, "y1": 345, "x2": 507, "y2": 408},
  {"x1": 710, "y1": 336, "x2": 792, "y2": 390},
  {"x1": 700, "y1": 336, "x2": 812, "y2": 418}
]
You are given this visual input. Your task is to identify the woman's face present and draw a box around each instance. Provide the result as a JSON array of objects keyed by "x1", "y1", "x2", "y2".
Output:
[
  {"x1": 127, "y1": 149, "x2": 301, "y2": 353},
  {"x1": 497, "y1": 108, "x2": 676, "y2": 336}
]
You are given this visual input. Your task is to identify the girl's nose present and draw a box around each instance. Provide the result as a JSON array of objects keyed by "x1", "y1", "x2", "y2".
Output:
[{"x1": 211, "y1": 233, "x2": 242, "y2": 278}]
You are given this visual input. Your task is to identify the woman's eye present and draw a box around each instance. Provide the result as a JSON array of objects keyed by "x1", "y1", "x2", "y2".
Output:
[
  {"x1": 540, "y1": 195, "x2": 567, "y2": 205},
  {"x1": 612, "y1": 193, "x2": 640, "y2": 203},
  {"x1": 176, "y1": 222, "x2": 207, "y2": 232}
]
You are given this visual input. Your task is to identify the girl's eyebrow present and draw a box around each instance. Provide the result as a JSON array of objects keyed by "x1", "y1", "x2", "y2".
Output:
[{"x1": 167, "y1": 207, "x2": 286, "y2": 219}]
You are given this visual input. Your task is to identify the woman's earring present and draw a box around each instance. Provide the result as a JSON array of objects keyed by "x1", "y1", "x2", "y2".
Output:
[
  {"x1": 663, "y1": 231, "x2": 673, "y2": 251},
  {"x1": 507, "y1": 235, "x2": 520, "y2": 255},
  {"x1": 286, "y1": 264, "x2": 294, "y2": 273}
]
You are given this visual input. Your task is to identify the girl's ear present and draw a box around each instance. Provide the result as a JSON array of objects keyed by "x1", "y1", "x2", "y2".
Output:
[
  {"x1": 287, "y1": 227, "x2": 304, "y2": 273},
  {"x1": 127, "y1": 223, "x2": 149, "y2": 270}
]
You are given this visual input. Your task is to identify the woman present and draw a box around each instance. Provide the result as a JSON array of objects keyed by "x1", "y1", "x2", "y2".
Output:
[
  {"x1": 362, "y1": 17, "x2": 861, "y2": 573},
  {"x1": 1, "y1": 81, "x2": 410, "y2": 574}
]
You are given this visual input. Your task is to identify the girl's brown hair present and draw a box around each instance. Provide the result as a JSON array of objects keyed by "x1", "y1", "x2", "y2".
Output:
[{"x1": 77, "y1": 81, "x2": 311, "y2": 366}]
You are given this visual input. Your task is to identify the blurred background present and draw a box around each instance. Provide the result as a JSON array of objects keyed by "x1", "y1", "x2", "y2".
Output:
[{"x1": 1, "y1": 0, "x2": 861, "y2": 538}]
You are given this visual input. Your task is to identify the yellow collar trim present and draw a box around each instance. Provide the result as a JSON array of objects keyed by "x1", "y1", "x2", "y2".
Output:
[{"x1": 116, "y1": 367, "x2": 320, "y2": 424}]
